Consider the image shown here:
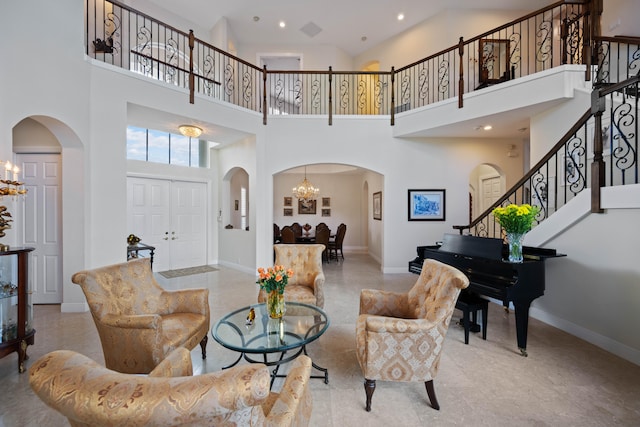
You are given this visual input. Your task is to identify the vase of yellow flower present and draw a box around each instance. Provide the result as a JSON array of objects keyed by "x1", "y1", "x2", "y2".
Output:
[
  {"x1": 492, "y1": 203, "x2": 540, "y2": 263},
  {"x1": 257, "y1": 265, "x2": 294, "y2": 318}
]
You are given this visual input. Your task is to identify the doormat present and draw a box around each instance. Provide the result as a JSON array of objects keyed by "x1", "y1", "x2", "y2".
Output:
[{"x1": 158, "y1": 265, "x2": 218, "y2": 279}]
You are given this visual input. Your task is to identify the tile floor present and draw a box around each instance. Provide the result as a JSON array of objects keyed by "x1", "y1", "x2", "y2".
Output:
[{"x1": 1, "y1": 253, "x2": 639, "y2": 426}]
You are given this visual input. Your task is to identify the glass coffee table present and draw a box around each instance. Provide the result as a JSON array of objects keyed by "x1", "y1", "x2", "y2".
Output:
[{"x1": 211, "y1": 302, "x2": 330, "y2": 385}]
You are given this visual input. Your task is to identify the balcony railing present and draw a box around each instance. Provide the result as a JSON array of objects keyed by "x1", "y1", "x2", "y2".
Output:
[{"x1": 86, "y1": 0, "x2": 592, "y2": 124}]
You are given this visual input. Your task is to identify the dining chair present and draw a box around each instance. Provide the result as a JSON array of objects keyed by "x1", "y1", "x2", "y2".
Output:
[
  {"x1": 314, "y1": 226, "x2": 331, "y2": 263},
  {"x1": 329, "y1": 223, "x2": 346, "y2": 261},
  {"x1": 280, "y1": 226, "x2": 296, "y2": 243}
]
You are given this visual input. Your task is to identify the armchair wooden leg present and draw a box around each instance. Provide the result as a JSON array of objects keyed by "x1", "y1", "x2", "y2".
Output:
[
  {"x1": 364, "y1": 379, "x2": 376, "y2": 412},
  {"x1": 425, "y1": 380, "x2": 440, "y2": 410},
  {"x1": 200, "y1": 335, "x2": 208, "y2": 359}
]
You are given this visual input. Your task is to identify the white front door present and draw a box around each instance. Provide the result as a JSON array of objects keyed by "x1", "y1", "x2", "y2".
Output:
[
  {"x1": 127, "y1": 177, "x2": 207, "y2": 271},
  {"x1": 170, "y1": 181, "x2": 207, "y2": 269},
  {"x1": 18, "y1": 154, "x2": 63, "y2": 304}
]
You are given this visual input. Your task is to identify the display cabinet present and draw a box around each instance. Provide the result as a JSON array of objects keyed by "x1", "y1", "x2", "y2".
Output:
[{"x1": 0, "y1": 247, "x2": 35, "y2": 373}]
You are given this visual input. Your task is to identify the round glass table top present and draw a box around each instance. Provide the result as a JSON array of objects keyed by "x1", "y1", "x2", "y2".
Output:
[{"x1": 211, "y1": 302, "x2": 329, "y2": 354}]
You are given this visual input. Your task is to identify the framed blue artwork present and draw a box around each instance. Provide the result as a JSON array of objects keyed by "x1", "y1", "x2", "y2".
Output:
[{"x1": 408, "y1": 189, "x2": 446, "y2": 221}]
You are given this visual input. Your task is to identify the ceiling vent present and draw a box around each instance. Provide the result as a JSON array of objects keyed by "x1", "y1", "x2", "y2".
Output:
[{"x1": 300, "y1": 21, "x2": 322, "y2": 38}]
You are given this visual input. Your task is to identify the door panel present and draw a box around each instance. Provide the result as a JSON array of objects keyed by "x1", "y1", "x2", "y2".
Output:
[
  {"x1": 127, "y1": 177, "x2": 206, "y2": 271},
  {"x1": 18, "y1": 154, "x2": 62, "y2": 304}
]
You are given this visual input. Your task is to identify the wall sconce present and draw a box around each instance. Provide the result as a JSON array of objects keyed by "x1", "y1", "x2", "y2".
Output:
[{"x1": 178, "y1": 125, "x2": 203, "y2": 138}]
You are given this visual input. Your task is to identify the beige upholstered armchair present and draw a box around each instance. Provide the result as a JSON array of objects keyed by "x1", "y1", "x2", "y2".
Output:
[
  {"x1": 259, "y1": 244, "x2": 326, "y2": 308},
  {"x1": 71, "y1": 258, "x2": 210, "y2": 374},
  {"x1": 29, "y1": 348, "x2": 313, "y2": 426},
  {"x1": 356, "y1": 259, "x2": 469, "y2": 412}
]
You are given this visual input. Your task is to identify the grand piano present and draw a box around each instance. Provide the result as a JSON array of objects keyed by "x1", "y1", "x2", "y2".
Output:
[{"x1": 409, "y1": 233, "x2": 565, "y2": 356}]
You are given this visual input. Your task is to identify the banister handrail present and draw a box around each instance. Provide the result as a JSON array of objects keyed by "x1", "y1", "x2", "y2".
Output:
[{"x1": 453, "y1": 109, "x2": 594, "y2": 234}]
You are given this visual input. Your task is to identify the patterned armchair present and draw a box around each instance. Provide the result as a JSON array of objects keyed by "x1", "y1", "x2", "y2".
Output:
[
  {"x1": 259, "y1": 244, "x2": 326, "y2": 308},
  {"x1": 355, "y1": 259, "x2": 469, "y2": 411},
  {"x1": 29, "y1": 348, "x2": 313, "y2": 426},
  {"x1": 71, "y1": 258, "x2": 210, "y2": 374}
]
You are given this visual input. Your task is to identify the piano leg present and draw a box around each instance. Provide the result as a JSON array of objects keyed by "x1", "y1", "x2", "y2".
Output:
[{"x1": 513, "y1": 300, "x2": 531, "y2": 357}]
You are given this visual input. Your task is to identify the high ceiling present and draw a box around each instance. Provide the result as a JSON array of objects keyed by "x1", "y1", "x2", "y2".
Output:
[{"x1": 146, "y1": 0, "x2": 556, "y2": 56}]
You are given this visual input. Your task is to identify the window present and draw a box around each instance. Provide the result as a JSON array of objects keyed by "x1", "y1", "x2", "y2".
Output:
[
  {"x1": 241, "y1": 187, "x2": 247, "y2": 230},
  {"x1": 127, "y1": 126, "x2": 203, "y2": 167}
]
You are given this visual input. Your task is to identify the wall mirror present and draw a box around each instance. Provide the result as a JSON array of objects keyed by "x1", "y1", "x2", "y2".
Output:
[{"x1": 479, "y1": 39, "x2": 511, "y2": 84}]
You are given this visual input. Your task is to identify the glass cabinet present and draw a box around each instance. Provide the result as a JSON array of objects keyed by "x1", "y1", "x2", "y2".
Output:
[{"x1": 0, "y1": 247, "x2": 35, "y2": 373}]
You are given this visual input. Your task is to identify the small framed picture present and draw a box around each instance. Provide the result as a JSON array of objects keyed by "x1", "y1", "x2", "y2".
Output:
[
  {"x1": 283, "y1": 208, "x2": 293, "y2": 217},
  {"x1": 284, "y1": 197, "x2": 292, "y2": 207},
  {"x1": 322, "y1": 208, "x2": 331, "y2": 217},
  {"x1": 298, "y1": 199, "x2": 317, "y2": 215},
  {"x1": 234, "y1": 200, "x2": 239, "y2": 210},
  {"x1": 408, "y1": 189, "x2": 446, "y2": 221},
  {"x1": 373, "y1": 191, "x2": 382, "y2": 220},
  {"x1": 322, "y1": 197, "x2": 331, "y2": 207}
]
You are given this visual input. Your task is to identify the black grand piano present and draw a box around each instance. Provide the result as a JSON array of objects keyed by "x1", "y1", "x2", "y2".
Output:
[{"x1": 409, "y1": 233, "x2": 565, "y2": 356}]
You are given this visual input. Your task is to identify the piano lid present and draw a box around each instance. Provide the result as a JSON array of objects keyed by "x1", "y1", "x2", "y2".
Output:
[{"x1": 438, "y1": 233, "x2": 503, "y2": 261}]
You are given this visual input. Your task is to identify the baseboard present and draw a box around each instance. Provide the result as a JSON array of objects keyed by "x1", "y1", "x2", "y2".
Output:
[
  {"x1": 216, "y1": 260, "x2": 255, "y2": 275},
  {"x1": 61, "y1": 302, "x2": 89, "y2": 313},
  {"x1": 529, "y1": 306, "x2": 640, "y2": 366}
]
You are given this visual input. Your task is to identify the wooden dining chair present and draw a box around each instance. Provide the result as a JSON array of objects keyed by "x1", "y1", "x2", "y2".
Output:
[{"x1": 280, "y1": 226, "x2": 296, "y2": 243}]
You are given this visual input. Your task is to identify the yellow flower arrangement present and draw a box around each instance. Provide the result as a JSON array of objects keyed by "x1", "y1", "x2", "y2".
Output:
[
  {"x1": 257, "y1": 265, "x2": 294, "y2": 295},
  {"x1": 492, "y1": 203, "x2": 540, "y2": 234}
]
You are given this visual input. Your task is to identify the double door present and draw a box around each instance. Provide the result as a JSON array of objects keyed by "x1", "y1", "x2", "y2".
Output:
[{"x1": 127, "y1": 177, "x2": 207, "y2": 272}]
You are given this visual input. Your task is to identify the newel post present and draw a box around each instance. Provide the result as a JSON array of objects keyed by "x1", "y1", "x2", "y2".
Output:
[
  {"x1": 590, "y1": 89, "x2": 605, "y2": 213},
  {"x1": 188, "y1": 30, "x2": 195, "y2": 104},
  {"x1": 390, "y1": 66, "x2": 396, "y2": 126},
  {"x1": 328, "y1": 66, "x2": 333, "y2": 126},
  {"x1": 458, "y1": 37, "x2": 464, "y2": 108},
  {"x1": 263, "y1": 65, "x2": 268, "y2": 125}
]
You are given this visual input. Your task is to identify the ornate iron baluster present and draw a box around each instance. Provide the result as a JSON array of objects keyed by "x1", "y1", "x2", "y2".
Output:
[
  {"x1": 535, "y1": 13, "x2": 553, "y2": 65},
  {"x1": 164, "y1": 38, "x2": 178, "y2": 84},
  {"x1": 438, "y1": 60, "x2": 449, "y2": 95},
  {"x1": 611, "y1": 98, "x2": 637, "y2": 184}
]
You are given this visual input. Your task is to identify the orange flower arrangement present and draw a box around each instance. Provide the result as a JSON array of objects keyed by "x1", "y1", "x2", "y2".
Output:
[{"x1": 257, "y1": 265, "x2": 294, "y2": 294}]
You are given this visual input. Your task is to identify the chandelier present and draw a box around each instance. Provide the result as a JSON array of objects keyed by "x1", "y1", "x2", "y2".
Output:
[{"x1": 292, "y1": 166, "x2": 319, "y2": 202}]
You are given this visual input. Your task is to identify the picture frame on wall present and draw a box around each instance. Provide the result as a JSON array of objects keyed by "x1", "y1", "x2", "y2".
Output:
[
  {"x1": 408, "y1": 189, "x2": 446, "y2": 221},
  {"x1": 298, "y1": 199, "x2": 317, "y2": 214},
  {"x1": 283, "y1": 208, "x2": 293, "y2": 216},
  {"x1": 284, "y1": 197, "x2": 292, "y2": 207},
  {"x1": 322, "y1": 208, "x2": 331, "y2": 217},
  {"x1": 322, "y1": 197, "x2": 331, "y2": 207},
  {"x1": 373, "y1": 191, "x2": 382, "y2": 220}
]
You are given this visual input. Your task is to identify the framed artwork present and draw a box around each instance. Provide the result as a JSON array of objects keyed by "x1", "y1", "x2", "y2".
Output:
[
  {"x1": 322, "y1": 197, "x2": 331, "y2": 207},
  {"x1": 373, "y1": 191, "x2": 382, "y2": 220},
  {"x1": 234, "y1": 200, "x2": 239, "y2": 210},
  {"x1": 408, "y1": 189, "x2": 446, "y2": 221},
  {"x1": 298, "y1": 199, "x2": 317, "y2": 215},
  {"x1": 322, "y1": 208, "x2": 331, "y2": 217},
  {"x1": 284, "y1": 196, "x2": 292, "y2": 207},
  {"x1": 283, "y1": 208, "x2": 293, "y2": 217}
]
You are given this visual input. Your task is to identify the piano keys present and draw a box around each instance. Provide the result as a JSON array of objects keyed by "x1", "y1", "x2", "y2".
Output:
[{"x1": 409, "y1": 233, "x2": 565, "y2": 356}]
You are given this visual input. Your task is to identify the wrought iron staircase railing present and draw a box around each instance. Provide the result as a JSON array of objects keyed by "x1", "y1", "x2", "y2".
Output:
[{"x1": 454, "y1": 73, "x2": 639, "y2": 238}]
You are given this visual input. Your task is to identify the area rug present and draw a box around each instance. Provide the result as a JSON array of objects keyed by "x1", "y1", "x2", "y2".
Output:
[{"x1": 158, "y1": 265, "x2": 218, "y2": 279}]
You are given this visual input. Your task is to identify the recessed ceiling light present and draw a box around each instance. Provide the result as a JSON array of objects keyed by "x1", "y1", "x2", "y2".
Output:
[
  {"x1": 483, "y1": 125, "x2": 493, "y2": 131},
  {"x1": 279, "y1": 21, "x2": 286, "y2": 28},
  {"x1": 253, "y1": 16, "x2": 260, "y2": 22},
  {"x1": 361, "y1": 36, "x2": 367, "y2": 42},
  {"x1": 397, "y1": 13, "x2": 405, "y2": 21}
]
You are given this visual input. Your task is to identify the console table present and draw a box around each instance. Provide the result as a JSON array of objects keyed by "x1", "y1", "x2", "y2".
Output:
[{"x1": 126, "y1": 243, "x2": 155, "y2": 269}]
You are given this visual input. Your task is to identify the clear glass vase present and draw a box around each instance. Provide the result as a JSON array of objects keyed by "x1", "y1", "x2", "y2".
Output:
[
  {"x1": 267, "y1": 290, "x2": 286, "y2": 319},
  {"x1": 507, "y1": 232, "x2": 526, "y2": 263}
]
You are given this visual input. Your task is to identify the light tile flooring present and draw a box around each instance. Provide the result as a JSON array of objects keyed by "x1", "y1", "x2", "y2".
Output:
[{"x1": 1, "y1": 253, "x2": 639, "y2": 426}]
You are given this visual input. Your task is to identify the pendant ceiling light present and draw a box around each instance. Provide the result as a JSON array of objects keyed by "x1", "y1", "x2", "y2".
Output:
[
  {"x1": 178, "y1": 124, "x2": 203, "y2": 138},
  {"x1": 292, "y1": 166, "x2": 319, "y2": 202}
]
